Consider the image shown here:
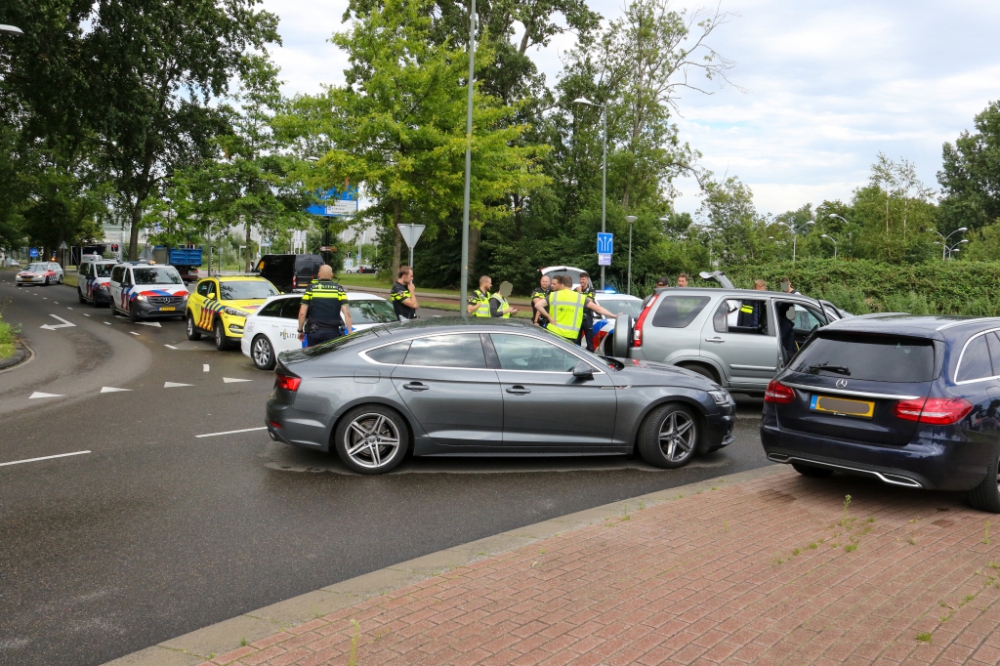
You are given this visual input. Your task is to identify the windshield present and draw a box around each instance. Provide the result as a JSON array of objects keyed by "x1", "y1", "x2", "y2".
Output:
[
  {"x1": 133, "y1": 267, "x2": 182, "y2": 285},
  {"x1": 544, "y1": 268, "x2": 584, "y2": 285},
  {"x1": 94, "y1": 264, "x2": 114, "y2": 278},
  {"x1": 349, "y1": 300, "x2": 398, "y2": 325},
  {"x1": 791, "y1": 333, "x2": 936, "y2": 383},
  {"x1": 598, "y1": 298, "x2": 643, "y2": 318},
  {"x1": 25, "y1": 263, "x2": 46, "y2": 272},
  {"x1": 219, "y1": 280, "x2": 279, "y2": 301}
]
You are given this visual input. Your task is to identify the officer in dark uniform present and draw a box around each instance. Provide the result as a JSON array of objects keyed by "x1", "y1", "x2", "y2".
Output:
[
  {"x1": 575, "y1": 271, "x2": 597, "y2": 351},
  {"x1": 297, "y1": 265, "x2": 353, "y2": 347},
  {"x1": 390, "y1": 265, "x2": 419, "y2": 320},
  {"x1": 531, "y1": 275, "x2": 551, "y2": 325}
]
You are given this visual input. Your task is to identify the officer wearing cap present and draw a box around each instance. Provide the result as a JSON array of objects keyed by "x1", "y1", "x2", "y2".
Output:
[{"x1": 297, "y1": 265, "x2": 353, "y2": 347}]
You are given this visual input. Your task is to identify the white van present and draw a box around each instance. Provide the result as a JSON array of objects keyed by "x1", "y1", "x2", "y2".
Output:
[{"x1": 108, "y1": 263, "x2": 189, "y2": 322}]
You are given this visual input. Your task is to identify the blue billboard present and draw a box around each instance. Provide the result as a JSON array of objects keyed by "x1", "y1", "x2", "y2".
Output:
[{"x1": 306, "y1": 186, "x2": 360, "y2": 217}]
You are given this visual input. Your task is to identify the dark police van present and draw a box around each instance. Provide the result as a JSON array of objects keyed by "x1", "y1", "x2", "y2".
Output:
[{"x1": 254, "y1": 254, "x2": 324, "y2": 293}]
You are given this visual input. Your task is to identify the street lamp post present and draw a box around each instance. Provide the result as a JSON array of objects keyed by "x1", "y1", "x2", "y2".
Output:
[
  {"x1": 779, "y1": 220, "x2": 814, "y2": 262},
  {"x1": 821, "y1": 234, "x2": 838, "y2": 259},
  {"x1": 459, "y1": 0, "x2": 477, "y2": 319},
  {"x1": 931, "y1": 227, "x2": 968, "y2": 261},
  {"x1": 625, "y1": 215, "x2": 637, "y2": 295},
  {"x1": 573, "y1": 97, "x2": 607, "y2": 290}
]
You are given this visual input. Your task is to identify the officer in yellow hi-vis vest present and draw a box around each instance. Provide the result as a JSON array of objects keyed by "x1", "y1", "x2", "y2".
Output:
[
  {"x1": 297, "y1": 265, "x2": 353, "y2": 347},
  {"x1": 537, "y1": 274, "x2": 617, "y2": 340},
  {"x1": 489, "y1": 281, "x2": 518, "y2": 318},
  {"x1": 467, "y1": 275, "x2": 493, "y2": 317}
]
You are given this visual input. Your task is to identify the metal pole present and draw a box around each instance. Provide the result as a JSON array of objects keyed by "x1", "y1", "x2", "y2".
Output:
[
  {"x1": 792, "y1": 232, "x2": 797, "y2": 263},
  {"x1": 627, "y1": 222, "x2": 633, "y2": 296},
  {"x1": 600, "y1": 107, "x2": 607, "y2": 291},
  {"x1": 409, "y1": 246, "x2": 414, "y2": 268},
  {"x1": 460, "y1": 0, "x2": 476, "y2": 320}
]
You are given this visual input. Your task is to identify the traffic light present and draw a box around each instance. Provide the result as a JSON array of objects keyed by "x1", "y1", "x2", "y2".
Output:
[{"x1": 111, "y1": 243, "x2": 119, "y2": 253}]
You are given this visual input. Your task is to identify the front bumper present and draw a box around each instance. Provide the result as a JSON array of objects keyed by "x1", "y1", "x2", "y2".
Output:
[
  {"x1": 760, "y1": 408, "x2": 994, "y2": 491},
  {"x1": 702, "y1": 401, "x2": 737, "y2": 452},
  {"x1": 132, "y1": 298, "x2": 188, "y2": 317}
]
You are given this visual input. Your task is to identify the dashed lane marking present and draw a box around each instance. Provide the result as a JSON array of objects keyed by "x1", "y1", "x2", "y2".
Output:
[
  {"x1": 67, "y1": 307, "x2": 73, "y2": 310},
  {"x1": 164, "y1": 382, "x2": 193, "y2": 388},
  {"x1": 203, "y1": 364, "x2": 210, "y2": 372},
  {"x1": 0, "y1": 451, "x2": 91, "y2": 468},
  {"x1": 29, "y1": 392, "x2": 63, "y2": 399},
  {"x1": 164, "y1": 344, "x2": 178, "y2": 350},
  {"x1": 100, "y1": 387, "x2": 131, "y2": 393},
  {"x1": 129, "y1": 332, "x2": 140, "y2": 336},
  {"x1": 84, "y1": 314, "x2": 90, "y2": 317},
  {"x1": 196, "y1": 426, "x2": 267, "y2": 439},
  {"x1": 136, "y1": 321, "x2": 161, "y2": 327},
  {"x1": 103, "y1": 322, "x2": 111, "y2": 325},
  {"x1": 223, "y1": 377, "x2": 252, "y2": 384}
]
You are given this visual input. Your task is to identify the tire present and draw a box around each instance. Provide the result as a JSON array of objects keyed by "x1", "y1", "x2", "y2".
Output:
[
  {"x1": 680, "y1": 363, "x2": 720, "y2": 384},
  {"x1": 57, "y1": 275, "x2": 63, "y2": 284},
  {"x1": 78, "y1": 288, "x2": 86, "y2": 304},
  {"x1": 637, "y1": 402, "x2": 700, "y2": 469},
  {"x1": 44, "y1": 276, "x2": 50, "y2": 286},
  {"x1": 334, "y1": 405, "x2": 408, "y2": 474},
  {"x1": 129, "y1": 303, "x2": 141, "y2": 323},
  {"x1": 251, "y1": 335, "x2": 275, "y2": 371},
  {"x1": 213, "y1": 318, "x2": 230, "y2": 351},
  {"x1": 968, "y1": 449, "x2": 1000, "y2": 513},
  {"x1": 792, "y1": 463, "x2": 834, "y2": 478},
  {"x1": 186, "y1": 312, "x2": 202, "y2": 341}
]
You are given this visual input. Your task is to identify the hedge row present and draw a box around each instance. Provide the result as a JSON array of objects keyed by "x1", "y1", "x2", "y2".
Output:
[{"x1": 719, "y1": 259, "x2": 1000, "y2": 317}]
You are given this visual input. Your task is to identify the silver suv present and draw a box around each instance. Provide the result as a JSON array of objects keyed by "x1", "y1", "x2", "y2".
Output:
[{"x1": 614, "y1": 287, "x2": 832, "y2": 394}]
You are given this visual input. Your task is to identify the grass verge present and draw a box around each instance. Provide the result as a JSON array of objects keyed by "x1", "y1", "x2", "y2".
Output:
[{"x1": 0, "y1": 310, "x2": 17, "y2": 360}]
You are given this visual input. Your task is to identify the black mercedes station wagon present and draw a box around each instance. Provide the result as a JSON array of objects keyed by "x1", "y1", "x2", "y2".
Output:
[{"x1": 762, "y1": 315, "x2": 1000, "y2": 512}]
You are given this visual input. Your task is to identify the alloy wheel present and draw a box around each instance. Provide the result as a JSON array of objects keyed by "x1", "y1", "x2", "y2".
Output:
[
  {"x1": 658, "y1": 411, "x2": 696, "y2": 463},
  {"x1": 344, "y1": 413, "x2": 401, "y2": 469},
  {"x1": 252, "y1": 337, "x2": 272, "y2": 369}
]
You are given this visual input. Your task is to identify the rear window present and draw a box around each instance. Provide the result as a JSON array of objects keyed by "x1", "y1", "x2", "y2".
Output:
[
  {"x1": 651, "y1": 296, "x2": 711, "y2": 328},
  {"x1": 791, "y1": 333, "x2": 936, "y2": 383}
]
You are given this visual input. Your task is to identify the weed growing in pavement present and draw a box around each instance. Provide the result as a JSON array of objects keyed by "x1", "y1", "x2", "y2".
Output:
[
  {"x1": 240, "y1": 638, "x2": 248, "y2": 647},
  {"x1": 774, "y1": 496, "x2": 873, "y2": 564},
  {"x1": 916, "y1": 633, "x2": 932, "y2": 643},
  {"x1": 348, "y1": 620, "x2": 361, "y2": 666},
  {"x1": 845, "y1": 544, "x2": 858, "y2": 553},
  {"x1": 989, "y1": 561, "x2": 1000, "y2": 570},
  {"x1": 638, "y1": 501, "x2": 645, "y2": 510},
  {"x1": 808, "y1": 542, "x2": 818, "y2": 550},
  {"x1": 539, "y1": 548, "x2": 546, "y2": 555},
  {"x1": 792, "y1": 548, "x2": 801, "y2": 556},
  {"x1": 984, "y1": 520, "x2": 991, "y2": 545}
]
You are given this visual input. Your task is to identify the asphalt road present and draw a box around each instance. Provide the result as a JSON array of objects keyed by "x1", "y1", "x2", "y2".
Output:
[{"x1": 0, "y1": 270, "x2": 770, "y2": 666}]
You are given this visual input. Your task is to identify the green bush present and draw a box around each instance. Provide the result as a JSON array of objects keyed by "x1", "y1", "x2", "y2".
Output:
[
  {"x1": 724, "y1": 259, "x2": 1000, "y2": 316},
  {"x1": 0, "y1": 311, "x2": 17, "y2": 360}
]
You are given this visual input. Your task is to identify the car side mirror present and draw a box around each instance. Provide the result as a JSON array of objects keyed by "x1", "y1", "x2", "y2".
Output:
[
  {"x1": 208, "y1": 292, "x2": 216, "y2": 300},
  {"x1": 572, "y1": 361, "x2": 594, "y2": 380}
]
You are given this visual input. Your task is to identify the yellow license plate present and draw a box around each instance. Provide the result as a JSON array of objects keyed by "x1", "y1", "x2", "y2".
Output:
[
  {"x1": 159, "y1": 306, "x2": 176, "y2": 312},
  {"x1": 810, "y1": 395, "x2": 875, "y2": 419}
]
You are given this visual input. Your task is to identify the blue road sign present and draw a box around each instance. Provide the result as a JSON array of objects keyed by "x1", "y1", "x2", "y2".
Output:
[
  {"x1": 597, "y1": 232, "x2": 613, "y2": 254},
  {"x1": 29, "y1": 248, "x2": 39, "y2": 258}
]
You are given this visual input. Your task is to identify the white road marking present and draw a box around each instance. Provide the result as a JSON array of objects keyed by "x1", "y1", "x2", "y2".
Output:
[
  {"x1": 163, "y1": 382, "x2": 193, "y2": 388},
  {"x1": 67, "y1": 307, "x2": 73, "y2": 310},
  {"x1": 223, "y1": 377, "x2": 252, "y2": 384},
  {"x1": 100, "y1": 387, "x2": 131, "y2": 393},
  {"x1": 84, "y1": 313, "x2": 90, "y2": 317},
  {"x1": 53, "y1": 301, "x2": 59, "y2": 304},
  {"x1": 40, "y1": 314, "x2": 75, "y2": 331},
  {"x1": 203, "y1": 364, "x2": 210, "y2": 372},
  {"x1": 103, "y1": 322, "x2": 111, "y2": 325},
  {"x1": 164, "y1": 344, "x2": 178, "y2": 349},
  {"x1": 196, "y1": 426, "x2": 267, "y2": 439},
  {"x1": 0, "y1": 451, "x2": 91, "y2": 468},
  {"x1": 29, "y1": 391, "x2": 63, "y2": 399},
  {"x1": 137, "y1": 321, "x2": 161, "y2": 327},
  {"x1": 129, "y1": 332, "x2": 140, "y2": 336}
]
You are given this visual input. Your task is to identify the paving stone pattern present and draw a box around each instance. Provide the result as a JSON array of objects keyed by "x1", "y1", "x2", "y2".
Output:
[{"x1": 198, "y1": 469, "x2": 1000, "y2": 665}]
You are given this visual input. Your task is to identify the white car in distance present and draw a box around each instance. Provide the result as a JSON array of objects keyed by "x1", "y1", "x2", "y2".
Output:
[{"x1": 241, "y1": 292, "x2": 398, "y2": 370}]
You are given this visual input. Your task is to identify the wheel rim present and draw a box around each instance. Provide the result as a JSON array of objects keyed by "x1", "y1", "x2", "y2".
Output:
[
  {"x1": 995, "y1": 458, "x2": 1000, "y2": 494},
  {"x1": 344, "y1": 413, "x2": 401, "y2": 469},
  {"x1": 215, "y1": 324, "x2": 223, "y2": 346},
  {"x1": 658, "y1": 411, "x2": 696, "y2": 462},
  {"x1": 253, "y1": 338, "x2": 271, "y2": 367},
  {"x1": 187, "y1": 317, "x2": 193, "y2": 335}
]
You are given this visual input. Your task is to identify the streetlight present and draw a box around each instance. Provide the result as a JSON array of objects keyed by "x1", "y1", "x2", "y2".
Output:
[
  {"x1": 821, "y1": 234, "x2": 838, "y2": 259},
  {"x1": 459, "y1": 1, "x2": 478, "y2": 319},
  {"x1": 573, "y1": 96, "x2": 608, "y2": 290},
  {"x1": 625, "y1": 215, "x2": 637, "y2": 295},
  {"x1": 930, "y1": 227, "x2": 967, "y2": 260},
  {"x1": 779, "y1": 220, "x2": 814, "y2": 262},
  {"x1": 0, "y1": 25, "x2": 24, "y2": 36}
]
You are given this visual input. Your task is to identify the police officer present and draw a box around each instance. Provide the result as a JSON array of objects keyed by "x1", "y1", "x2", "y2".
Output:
[
  {"x1": 467, "y1": 275, "x2": 492, "y2": 317},
  {"x1": 538, "y1": 275, "x2": 617, "y2": 341},
  {"x1": 390, "y1": 266, "x2": 420, "y2": 320},
  {"x1": 575, "y1": 271, "x2": 597, "y2": 351},
  {"x1": 489, "y1": 281, "x2": 518, "y2": 318},
  {"x1": 531, "y1": 275, "x2": 551, "y2": 325},
  {"x1": 737, "y1": 279, "x2": 767, "y2": 329},
  {"x1": 297, "y1": 265, "x2": 353, "y2": 347}
]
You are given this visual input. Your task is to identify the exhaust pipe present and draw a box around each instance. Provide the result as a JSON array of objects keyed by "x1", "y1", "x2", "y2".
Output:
[{"x1": 768, "y1": 454, "x2": 923, "y2": 489}]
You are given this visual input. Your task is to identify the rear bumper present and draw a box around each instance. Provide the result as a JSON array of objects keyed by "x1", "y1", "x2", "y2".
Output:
[{"x1": 761, "y1": 412, "x2": 994, "y2": 491}]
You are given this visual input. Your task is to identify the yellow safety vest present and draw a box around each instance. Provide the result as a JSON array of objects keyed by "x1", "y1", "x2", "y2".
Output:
[
  {"x1": 490, "y1": 294, "x2": 511, "y2": 318},
  {"x1": 470, "y1": 289, "x2": 491, "y2": 317},
  {"x1": 546, "y1": 289, "x2": 586, "y2": 339}
]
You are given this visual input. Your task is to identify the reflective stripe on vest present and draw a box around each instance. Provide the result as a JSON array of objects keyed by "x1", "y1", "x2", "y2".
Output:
[
  {"x1": 740, "y1": 304, "x2": 754, "y2": 314},
  {"x1": 491, "y1": 294, "x2": 511, "y2": 318},
  {"x1": 472, "y1": 289, "x2": 491, "y2": 317},
  {"x1": 546, "y1": 289, "x2": 585, "y2": 338}
]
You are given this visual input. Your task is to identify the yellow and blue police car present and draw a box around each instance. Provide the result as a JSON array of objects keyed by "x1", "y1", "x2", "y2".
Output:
[{"x1": 186, "y1": 276, "x2": 280, "y2": 351}]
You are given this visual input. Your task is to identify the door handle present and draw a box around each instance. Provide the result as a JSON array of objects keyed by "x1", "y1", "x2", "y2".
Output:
[
  {"x1": 704, "y1": 337, "x2": 725, "y2": 343},
  {"x1": 506, "y1": 386, "x2": 531, "y2": 395},
  {"x1": 403, "y1": 382, "x2": 429, "y2": 391}
]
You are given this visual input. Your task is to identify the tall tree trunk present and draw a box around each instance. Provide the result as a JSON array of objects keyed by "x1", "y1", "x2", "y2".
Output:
[
  {"x1": 391, "y1": 199, "x2": 402, "y2": 278},
  {"x1": 245, "y1": 218, "x2": 253, "y2": 273},
  {"x1": 128, "y1": 203, "x2": 142, "y2": 260}
]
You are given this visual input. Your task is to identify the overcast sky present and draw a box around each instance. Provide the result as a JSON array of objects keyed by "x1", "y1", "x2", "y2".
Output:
[{"x1": 261, "y1": 0, "x2": 1000, "y2": 217}]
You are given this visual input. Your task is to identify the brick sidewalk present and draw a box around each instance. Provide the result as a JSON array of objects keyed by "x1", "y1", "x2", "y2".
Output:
[{"x1": 197, "y1": 469, "x2": 1000, "y2": 666}]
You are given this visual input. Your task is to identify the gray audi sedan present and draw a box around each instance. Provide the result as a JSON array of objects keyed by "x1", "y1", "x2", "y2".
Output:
[{"x1": 266, "y1": 318, "x2": 737, "y2": 474}]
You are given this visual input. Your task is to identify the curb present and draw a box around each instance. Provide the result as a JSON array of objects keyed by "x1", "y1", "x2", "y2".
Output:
[
  {"x1": 0, "y1": 339, "x2": 34, "y2": 374},
  {"x1": 102, "y1": 464, "x2": 785, "y2": 666}
]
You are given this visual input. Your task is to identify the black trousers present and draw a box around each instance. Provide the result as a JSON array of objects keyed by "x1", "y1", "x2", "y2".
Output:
[
  {"x1": 306, "y1": 328, "x2": 343, "y2": 347},
  {"x1": 578, "y1": 323, "x2": 595, "y2": 352}
]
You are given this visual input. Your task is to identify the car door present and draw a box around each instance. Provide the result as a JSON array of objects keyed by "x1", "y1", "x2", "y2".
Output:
[
  {"x1": 701, "y1": 298, "x2": 779, "y2": 390},
  {"x1": 274, "y1": 297, "x2": 304, "y2": 354},
  {"x1": 190, "y1": 279, "x2": 212, "y2": 329},
  {"x1": 109, "y1": 266, "x2": 124, "y2": 308},
  {"x1": 390, "y1": 333, "x2": 504, "y2": 446},
  {"x1": 80, "y1": 263, "x2": 92, "y2": 300},
  {"x1": 488, "y1": 332, "x2": 617, "y2": 447}
]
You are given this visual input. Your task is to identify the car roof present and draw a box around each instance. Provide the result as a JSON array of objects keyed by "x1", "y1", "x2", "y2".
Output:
[
  {"x1": 371, "y1": 317, "x2": 541, "y2": 339},
  {"x1": 821, "y1": 314, "x2": 1000, "y2": 341},
  {"x1": 260, "y1": 291, "x2": 387, "y2": 302},
  {"x1": 653, "y1": 286, "x2": 808, "y2": 298},
  {"x1": 212, "y1": 276, "x2": 270, "y2": 282}
]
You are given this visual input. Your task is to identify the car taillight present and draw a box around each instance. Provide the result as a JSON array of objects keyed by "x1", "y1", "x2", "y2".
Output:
[
  {"x1": 893, "y1": 398, "x2": 972, "y2": 425},
  {"x1": 292, "y1": 275, "x2": 297, "y2": 288},
  {"x1": 632, "y1": 294, "x2": 659, "y2": 348},
  {"x1": 275, "y1": 374, "x2": 301, "y2": 392},
  {"x1": 764, "y1": 380, "x2": 795, "y2": 404}
]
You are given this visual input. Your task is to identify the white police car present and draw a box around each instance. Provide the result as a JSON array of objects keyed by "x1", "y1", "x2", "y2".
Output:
[{"x1": 588, "y1": 292, "x2": 643, "y2": 354}]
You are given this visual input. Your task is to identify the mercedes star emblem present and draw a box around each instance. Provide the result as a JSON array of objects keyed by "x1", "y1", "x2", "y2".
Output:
[{"x1": 836, "y1": 379, "x2": 848, "y2": 388}]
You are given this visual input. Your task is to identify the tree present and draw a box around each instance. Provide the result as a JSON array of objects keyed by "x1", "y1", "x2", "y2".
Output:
[
  {"x1": 697, "y1": 176, "x2": 773, "y2": 265},
  {"x1": 939, "y1": 100, "x2": 1000, "y2": 233}
]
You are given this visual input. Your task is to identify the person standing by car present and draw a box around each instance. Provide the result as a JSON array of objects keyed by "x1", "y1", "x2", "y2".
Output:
[
  {"x1": 676, "y1": 273, "x2": 689, "y2": 287},
  {"x1": 539, "y1": 275, "x2": 618, "y2": 341},
  {"x1": 489, "y1": 281, "x2": 518, "y2": 318},
  {"x1": 780, "y1": 277, "x2": 801, "y2": 295},
  {"x1": 737, "y1": 279, "x2": 767, "y2": 328},
  {"x1": 297, "y1": 265, "x2": 353, "y2": 347},
  {"x1": 390, "y1": 266, "x2": 419, "y2": 320},
  {"x1": 531, "y1": 274, "x2": 550, "y2": 325},
  {"x1": 575, "y1": 271, "x2": 597, "y2": 351},
  {"x1": 467, "y1": 275, "x2": 492, "y2": 317},
  {"x1": 656, "y1": 276, "x2": 670, "y2": 288}
]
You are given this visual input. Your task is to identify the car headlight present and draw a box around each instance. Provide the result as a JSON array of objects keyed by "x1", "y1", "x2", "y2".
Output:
[
  {"x1": 135, "y1": 295, "x2": 147, "y2": 302},
  {"x1": 709, "y1": 390, "x2": 733, "y2": 405},
  {"x1": 223, "y1": 306, "x2": 249, "y2": 317}
]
